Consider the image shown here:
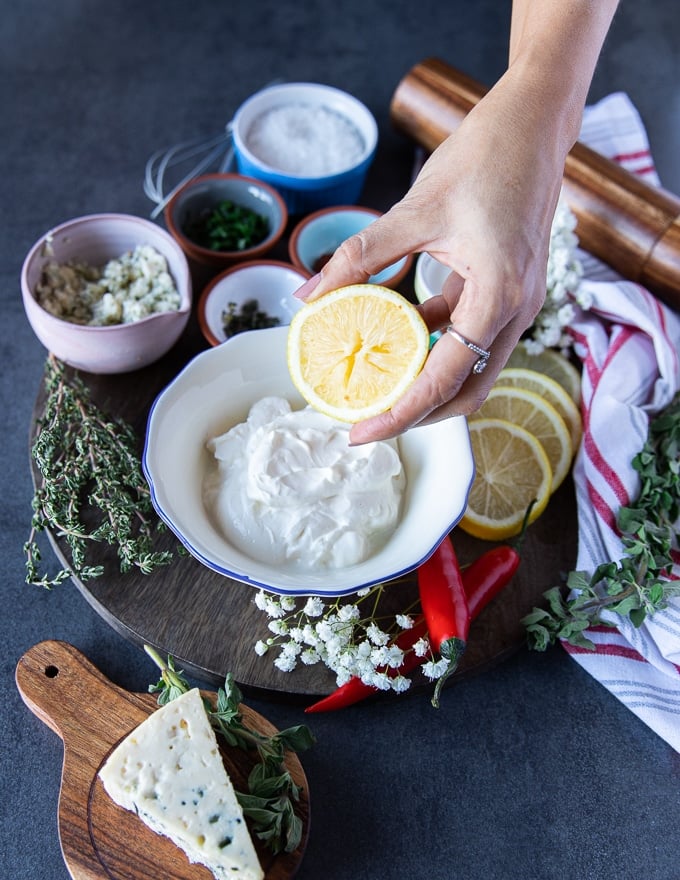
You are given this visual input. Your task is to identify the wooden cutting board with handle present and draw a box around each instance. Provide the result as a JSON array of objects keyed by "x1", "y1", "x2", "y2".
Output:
[{"x1": 15, "y1": 640, "x2": 310, "y2": 880}]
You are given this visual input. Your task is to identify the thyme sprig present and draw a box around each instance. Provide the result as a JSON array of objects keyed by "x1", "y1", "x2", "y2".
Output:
[
  {"x1": 25, "y1": 355, "x2": 174, "y2": 588},
  {"x1": 145, "y1": 646, "x2": 314, "y2": 855},
  {"x1": 524, "y1": 391, "x2": 680, "y2": 650}
]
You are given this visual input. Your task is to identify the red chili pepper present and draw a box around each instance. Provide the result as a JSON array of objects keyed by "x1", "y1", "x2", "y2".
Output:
[
  {"x1": 305, "y1": 615, "x2": 428, "y2": 713},
  {"x1": 464, "y1": 545, "x2": 521, "y2": 618},
  {"x1": 418, "y1": 534, "x2": 471, "y2": 708},
  {"x1": 305, "y1": 540, "x2": 523, "y2": 713}
]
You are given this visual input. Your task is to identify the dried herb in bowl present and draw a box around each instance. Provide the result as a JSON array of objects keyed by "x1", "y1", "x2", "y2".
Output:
[
  {"x1": 222, "y1": 299, "x2": 281, "y2": 338},
  {"x1": 184, "y1": 200, "x2": 270, "y2": 252}
]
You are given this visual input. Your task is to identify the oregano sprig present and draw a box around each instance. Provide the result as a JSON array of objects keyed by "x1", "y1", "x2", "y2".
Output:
[
  {"x1": 25, "y1": 354, "x2": 175, "y2": 588},
  {"x1": 145, "y1": 646, "x2": 314, "y2": 855},
  {"x1": 523, "y1": 391, "x2": 680, "y2": 650}
]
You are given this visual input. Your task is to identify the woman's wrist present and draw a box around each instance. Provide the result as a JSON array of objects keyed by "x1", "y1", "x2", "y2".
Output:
[{"x1": 507, "y1": 0, "x2": 620, "y2": 149}]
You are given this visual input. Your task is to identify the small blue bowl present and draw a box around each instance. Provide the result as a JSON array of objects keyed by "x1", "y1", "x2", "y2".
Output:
[
  {"x1": 231, "y1": 82, "x2": 378, "y2": 215},
  {"x1": 288, "y1": 206, "x2": 413, "y2": 287}
]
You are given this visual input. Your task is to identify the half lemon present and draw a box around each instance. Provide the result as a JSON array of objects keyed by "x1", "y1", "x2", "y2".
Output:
[{"x1": 287, "y1": 284, "x2": 430, "y2": 423}]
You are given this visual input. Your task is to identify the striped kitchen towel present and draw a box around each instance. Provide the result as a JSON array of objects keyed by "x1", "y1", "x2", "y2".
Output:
[{"x1": 559, "y1": 94, "x2": 680, "y2": 751}]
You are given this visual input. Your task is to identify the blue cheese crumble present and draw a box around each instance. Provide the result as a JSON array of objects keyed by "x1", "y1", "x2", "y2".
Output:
[{"x1": 36, "y1": 244, "x2": 181, "y2": 326}]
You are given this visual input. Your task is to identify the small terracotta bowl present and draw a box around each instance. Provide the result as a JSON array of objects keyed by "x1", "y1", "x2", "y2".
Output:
[{"x1": 164, "y1": 173, "x2": 288, "y2": 268}]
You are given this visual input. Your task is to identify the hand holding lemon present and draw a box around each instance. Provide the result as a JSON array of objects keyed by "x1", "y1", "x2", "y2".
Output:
[{"x1": 288, "y1": 284, "x2": 582, "y2": 540}]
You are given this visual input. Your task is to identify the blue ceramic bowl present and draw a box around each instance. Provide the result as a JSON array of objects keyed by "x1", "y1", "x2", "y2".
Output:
[
  {"x1": 288, "y1": 206, "x2": 413, "y2": 286},
  {"x1": 231, "y1": 82, "x2": 378, "y2": 215}
]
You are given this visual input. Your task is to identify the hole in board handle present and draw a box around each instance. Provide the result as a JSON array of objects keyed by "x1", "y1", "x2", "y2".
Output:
[{"x1": 44, "y1": 665, "x2": 59, "y2": 678}]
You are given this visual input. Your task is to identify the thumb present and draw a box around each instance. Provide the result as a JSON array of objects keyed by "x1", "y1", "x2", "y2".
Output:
[{"x1": 293, "y1": 206, "x2": 419, "y2": 302}]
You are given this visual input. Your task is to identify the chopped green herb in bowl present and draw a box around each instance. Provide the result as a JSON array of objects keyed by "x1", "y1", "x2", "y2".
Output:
[
  {"x1": 184, "y1": 200, "x2": 270, "y2": 253},
  {"x1": 164, "y1": 173, "x2": 288, "y2": 268}
]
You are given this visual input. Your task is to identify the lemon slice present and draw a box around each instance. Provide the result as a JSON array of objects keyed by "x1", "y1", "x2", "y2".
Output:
[
  {"x1": 495, "y1": 367, "x2": 582, "y2": 451},
  {"x1": 459, "y1": 418, "x2": 552, "y2": 540},
  {"x1": 471, "y1": 386, "x2": 572, "y2": 492},
  {"x1": 287, "y1": 284, "x2": 430, "y2": 423},
  {"x1": 506, "y1": 345, "x2": 582, "y2": 404}
]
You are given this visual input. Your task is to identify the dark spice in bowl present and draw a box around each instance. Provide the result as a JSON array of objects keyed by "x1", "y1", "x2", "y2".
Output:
[
  {"x1": 222, "y1": 298, "x2": 281, "y2": 337},
  {"x1": 184, "y1": 200, "x2": 269, "y2": 252}
]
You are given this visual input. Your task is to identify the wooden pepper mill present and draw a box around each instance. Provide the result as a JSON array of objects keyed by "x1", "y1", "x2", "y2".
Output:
[{"x1": 389, "y1": 58, "x2": 680, "y2": 313}]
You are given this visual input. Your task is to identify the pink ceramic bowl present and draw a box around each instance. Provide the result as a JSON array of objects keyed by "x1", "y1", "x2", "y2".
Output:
[{"x1": 21, "y1": 213, "x2": 192, "y2": 374}]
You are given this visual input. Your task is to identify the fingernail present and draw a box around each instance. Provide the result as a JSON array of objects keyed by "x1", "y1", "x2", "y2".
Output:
[{"x1": 293, "y1": 273, "x2": 321, "y2": 301}]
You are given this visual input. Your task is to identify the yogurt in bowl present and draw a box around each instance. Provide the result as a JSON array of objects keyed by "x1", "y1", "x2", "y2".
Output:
[{"x1": 204, "y1": 396, "x2": 405, "y2": 570}]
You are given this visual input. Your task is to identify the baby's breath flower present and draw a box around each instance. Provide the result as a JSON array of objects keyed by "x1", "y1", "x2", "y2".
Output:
[
  {"x1": 391, "y1": 675, "x2": 411, "y2": 694},
  {"x1": 335, "y1": 668, "x2": 353, "y2": 687},
  {"x1": 370, "y1": 670, "x2": 392, "y2": 691},
  {"x1": 300, "y1": 647, "x2": 320, "y2": 665},
  {"x1": 413, "y1": 637, "x2": 430, "y2": 658},
  {"x1": 274, "y1": 652, "x2": 297, "y2": 673},
  {"x1": 575, "y1": 285, "x2": 594, "y2": 310},
  {"x1": 260, "y1": 594, "x2": 286, "y2": 618},
  {"x1": 281, "y1": 641, "x2": 301, "y2": 659},
  {"x1": 525, "y1": 196, "x2": 585, "y2": 354},
  {"x1": 303, "y1": 596, "x2": 325, "y2": 617},
  {"x1": 252, "y1": 574, "x2": 440, "y2": 700},
  {"x1": 385, "y1": 645, "x2": 405, "y2": 669},
  {"x1": 302, "y1": 623, "x2": 318, "y2": 646},
  {"x1": 315, "y1": 619, "x2": 335, "y2": 641},
  {"x1": 422, "y1": 658, "x2": 449, "y2": 680},
  {"x1": 366, "y1": 622, "x2": 389, "y2": 646},
  {"x1": 324, "y1": 634, "x2": 344, "y2": 658},
  {"x1": 370, "y1": 645, "x2": 391, "y2": 667},
  {"x1": 338, "y1": 603, "x2": 360, "y2": 622},
  {"x1": 355, "y1": 640, "x2": 372, "y2": 659}
]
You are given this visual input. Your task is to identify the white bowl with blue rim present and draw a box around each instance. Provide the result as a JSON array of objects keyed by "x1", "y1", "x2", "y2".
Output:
[
  {"x1": 143, "y1": 326, "x2": 474, "y2": 596},
  {"x1": 231, "y1": 82, "x2": 378, "y2": 215},
  {"x1": 288, "y1": 206, "x2": 413, "y2": 287}
]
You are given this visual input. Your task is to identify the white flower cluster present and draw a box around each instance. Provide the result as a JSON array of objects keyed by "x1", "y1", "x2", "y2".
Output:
[
  {"x1": 524, "y1": 197, "x2": 590, "y2": 354},
  {"x1": 252, "y1": 586, "x2": 442, "y2": 692}
]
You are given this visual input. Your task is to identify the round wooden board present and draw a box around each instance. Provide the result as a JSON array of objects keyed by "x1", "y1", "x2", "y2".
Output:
[{"x1": 29, "y1": 305, "x2": 578, "y2": 703}]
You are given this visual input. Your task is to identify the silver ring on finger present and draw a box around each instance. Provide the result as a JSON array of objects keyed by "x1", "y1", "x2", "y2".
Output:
[{"x1": 446, "y1": 325, "x2": 491, "y2": 374}]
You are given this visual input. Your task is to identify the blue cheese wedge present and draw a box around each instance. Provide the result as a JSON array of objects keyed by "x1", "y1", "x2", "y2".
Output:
[{"x1": 99, "y1": 687, "x2": 264, "y2": 880}]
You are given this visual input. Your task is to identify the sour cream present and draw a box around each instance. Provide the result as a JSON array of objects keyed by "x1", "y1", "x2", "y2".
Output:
[{"x1": 204, "y1": 397, "x2": 405, "y2": 570}]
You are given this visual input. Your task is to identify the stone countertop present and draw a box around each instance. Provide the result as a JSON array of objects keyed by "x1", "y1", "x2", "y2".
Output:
[{"x1": 2, "y1": 2, "x2": 679, "y2": 878}]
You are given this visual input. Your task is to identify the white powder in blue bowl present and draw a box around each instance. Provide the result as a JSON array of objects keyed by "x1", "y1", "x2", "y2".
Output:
[{"x1": 244, "y1": 103, "x2": 365, "y2": 176}]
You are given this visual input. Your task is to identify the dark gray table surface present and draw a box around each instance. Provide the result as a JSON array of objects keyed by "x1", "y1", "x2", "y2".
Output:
[{"x1": 2, "y1": 2, "x2": 679, "y2": 879}]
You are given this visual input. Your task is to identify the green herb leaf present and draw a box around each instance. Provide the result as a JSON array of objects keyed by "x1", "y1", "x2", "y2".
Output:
[{"x1": 524, "y1": 391, "x2": 680, "y2": 649}]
